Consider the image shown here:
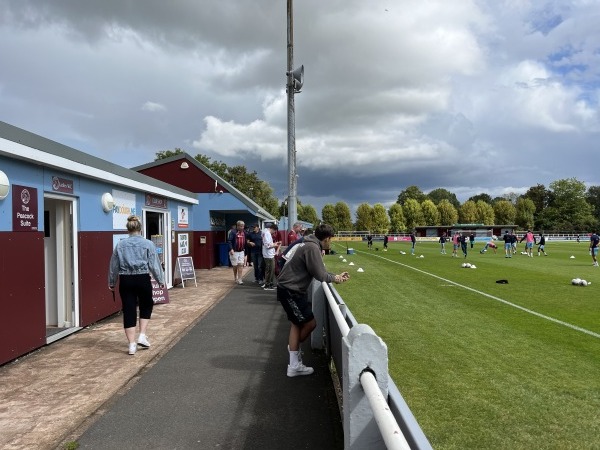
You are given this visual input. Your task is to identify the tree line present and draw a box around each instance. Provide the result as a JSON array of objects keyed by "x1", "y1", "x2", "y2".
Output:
[
  {"x1": 323, "y1": 180, "x2": 600, "y2": 233},
  {"x1": 156, "y1": 150, "x2": 600, "y2": 233}
]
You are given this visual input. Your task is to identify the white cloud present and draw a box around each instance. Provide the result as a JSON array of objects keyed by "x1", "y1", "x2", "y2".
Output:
[
  {"x1": 141, "y1": 101, "x2": 166, "y2": 112},
  {"x1": 193, "y1": 115, "x2": 285, "y2": 159}
]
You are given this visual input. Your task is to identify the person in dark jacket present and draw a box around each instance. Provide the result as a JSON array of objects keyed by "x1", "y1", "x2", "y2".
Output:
[
  {"x1": 589, "y1": 231, "x2": 599, "y2": 266},
  {"x1": 277, "y1": 223, "x2": 349, "y2": 377},
  {"x1": 537, "y1": 233, "x2": 548, "y2": 256},
  {"x1": 438, "y1": 233, "x2": 447, "y2": 254},
  {"x1": 227, "y1": 220, "x2": 254, "y2": 285},
  {"x1": 247, "y1": 224, "x2": 264, "y2": 283},
  {"x1": 510, "y1": 231, "x2": 518, "y2": 255},
  {"x1": 460, "y1": 232, "x2": 468, "y2": 258}
]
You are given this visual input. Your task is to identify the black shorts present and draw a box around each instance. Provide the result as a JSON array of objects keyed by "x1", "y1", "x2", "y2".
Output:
[{"x1": 277, "y1": 286, "x2": 314, "y2": 325}]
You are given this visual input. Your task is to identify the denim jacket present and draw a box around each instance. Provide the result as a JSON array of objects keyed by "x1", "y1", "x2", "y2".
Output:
[{"x1": 108, "y1": 235, "x2": 165, "y2": 286}]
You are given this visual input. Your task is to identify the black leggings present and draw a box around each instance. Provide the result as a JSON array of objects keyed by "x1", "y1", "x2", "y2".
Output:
[{"x1": 118, "y1": 274, "x2": 154, "y2": 329}]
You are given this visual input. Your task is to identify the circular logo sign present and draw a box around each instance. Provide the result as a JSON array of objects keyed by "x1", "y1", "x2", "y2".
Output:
[{"x1": 21, "y1": 188, "x2": 31, "y2": 205}]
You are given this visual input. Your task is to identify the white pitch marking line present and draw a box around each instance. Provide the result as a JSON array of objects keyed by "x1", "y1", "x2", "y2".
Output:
[{"x1": 362, "y1": 251, "x2": 600, "y2": 340}]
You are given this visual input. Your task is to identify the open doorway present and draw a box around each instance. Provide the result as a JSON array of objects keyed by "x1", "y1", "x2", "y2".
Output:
[
  {"x1": 143, "y1": 210, "x2": 172, "y2": 287},
  {"x1": 44, "y1": 195, "x2": 80, "y2": 343}
]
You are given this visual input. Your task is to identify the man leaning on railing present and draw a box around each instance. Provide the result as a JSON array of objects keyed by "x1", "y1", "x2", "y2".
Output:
[{"x1": 276, "y1": 223, "x2": 350, "y2": 377}]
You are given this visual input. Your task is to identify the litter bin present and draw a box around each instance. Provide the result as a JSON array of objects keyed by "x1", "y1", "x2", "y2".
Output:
[{"x1": 217, "y1": 243, "x2": 230, "y2": 266}]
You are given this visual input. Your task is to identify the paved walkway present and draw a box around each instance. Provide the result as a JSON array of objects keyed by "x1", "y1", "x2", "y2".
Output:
[{"x1": 0, "y1": 267, "x2": 342, "y2": 450}]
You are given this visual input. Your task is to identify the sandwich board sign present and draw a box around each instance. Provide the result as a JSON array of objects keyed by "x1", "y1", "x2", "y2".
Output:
[{"x1": 174, "y1": 256, "x2": 197, "y2": 288}]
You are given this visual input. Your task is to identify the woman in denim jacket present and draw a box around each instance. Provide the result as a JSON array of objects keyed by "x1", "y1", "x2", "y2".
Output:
[{"x1": 109, "y1": 215, "x2": 165, "y2": 355}]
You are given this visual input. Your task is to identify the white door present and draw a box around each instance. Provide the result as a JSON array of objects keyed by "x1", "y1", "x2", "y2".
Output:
[
  {"x1": 143, "y1": 209, "x2": 172, "y2": 288},
  {"x1": 44, "y1": 195, "x2": 80, "y2": 341}
]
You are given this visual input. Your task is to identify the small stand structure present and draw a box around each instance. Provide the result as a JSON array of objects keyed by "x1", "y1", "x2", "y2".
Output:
[{"x1": 174, "y1": 256, "x2": 197, "y2": 288}]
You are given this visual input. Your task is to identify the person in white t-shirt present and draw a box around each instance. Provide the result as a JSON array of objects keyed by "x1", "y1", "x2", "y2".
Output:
[{"x1": 261, "y1": 224, "x2": 281, "y2": 290}]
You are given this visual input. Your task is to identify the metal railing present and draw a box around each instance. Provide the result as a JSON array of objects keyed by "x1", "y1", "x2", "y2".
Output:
[
  {"x1": 361, "y1": 370, "x2": 411, "y2": 450},
  {"x1": 311, "y1": 280, "x2": 433, "y2": 450}
]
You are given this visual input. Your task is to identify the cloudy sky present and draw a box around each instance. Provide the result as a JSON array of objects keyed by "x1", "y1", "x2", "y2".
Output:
[{"x1": 1, "y1": 0, "x2": 599, "y2": 216}]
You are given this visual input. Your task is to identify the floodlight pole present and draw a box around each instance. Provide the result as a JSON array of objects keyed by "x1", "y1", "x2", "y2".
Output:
[{"x1": 286, "y1": 0, "x2": 297, "y2": 232}]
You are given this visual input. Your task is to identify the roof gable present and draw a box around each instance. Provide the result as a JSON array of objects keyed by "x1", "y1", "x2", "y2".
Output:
[{"x1": 132, "y1": 152, "x2": 274, "y2": 221}]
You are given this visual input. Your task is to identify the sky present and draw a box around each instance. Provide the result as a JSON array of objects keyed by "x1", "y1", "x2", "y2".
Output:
[{"x1": 1, "y1": 0, "x2": 599, "y2": 217}]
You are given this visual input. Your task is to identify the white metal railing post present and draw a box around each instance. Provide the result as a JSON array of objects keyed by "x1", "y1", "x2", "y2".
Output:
[
  {"x1": 342, "y1": 324, "x2": 389, "y2": 449},
  {"x1": 310, "y1": 279, "x2": 326, "y2": 349},
  {"x1": 323, "y1": 281, "x2": 350, "y2": 337}
]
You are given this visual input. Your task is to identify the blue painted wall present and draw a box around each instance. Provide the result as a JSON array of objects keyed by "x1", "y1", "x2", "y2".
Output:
[{"x1": 0, "y1": 155, "x2": 195, "y2": 232}]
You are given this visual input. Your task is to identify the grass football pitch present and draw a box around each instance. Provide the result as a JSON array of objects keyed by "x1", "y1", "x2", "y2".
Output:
[{"x1": 326, "y1": 239, "x2": 600, "y2": 450}]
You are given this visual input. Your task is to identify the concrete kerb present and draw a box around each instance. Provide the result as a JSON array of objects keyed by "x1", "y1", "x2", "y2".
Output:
[{"x1": 0, "y1": 266, "x2": 245, "y2": 450}]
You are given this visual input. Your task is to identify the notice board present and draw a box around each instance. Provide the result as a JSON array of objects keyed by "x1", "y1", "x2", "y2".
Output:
[{"x1": 174, "y1": 256, "x2": 197, "y2": 288}]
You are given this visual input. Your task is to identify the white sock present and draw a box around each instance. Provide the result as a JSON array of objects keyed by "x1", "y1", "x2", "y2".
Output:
[{"x1": 289, "y1": 350, "x2": 299, "y2": 366}]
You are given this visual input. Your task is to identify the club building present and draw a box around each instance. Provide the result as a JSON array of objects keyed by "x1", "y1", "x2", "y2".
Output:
[{"x1": 0, "y1": 121, "x2": 274, "y2": 366}]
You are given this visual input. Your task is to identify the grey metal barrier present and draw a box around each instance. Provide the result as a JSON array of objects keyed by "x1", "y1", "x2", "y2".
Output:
[{"x1": 310, "y1": 280, "x2": 433, "y2": 450}]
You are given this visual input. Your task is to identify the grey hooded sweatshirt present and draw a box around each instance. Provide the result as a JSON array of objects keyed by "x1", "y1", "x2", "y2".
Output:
[{"x1": 277, "y1": 234, "x2": 336, "y2": 293}]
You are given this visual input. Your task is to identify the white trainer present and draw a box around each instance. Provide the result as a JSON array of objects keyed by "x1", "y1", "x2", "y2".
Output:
[
  {"x1": 137, "y1": 334, "x2": 150, "y2": 348},
  {"x1": 287, "y1": 363, "x2": 314, "y2": 377},
  {"x1": 128, "y1": 343, "x2": 137, "y2": 355}
]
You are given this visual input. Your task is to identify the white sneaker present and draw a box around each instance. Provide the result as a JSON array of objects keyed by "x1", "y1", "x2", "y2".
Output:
[
  {"x1": 236, "y1": 279, "x2": 244, "y2": 285},
  {"x1": 287, "y1": 363, "x2": 314, "y2": 377},
  {"x1": 128, "y1": 343, "x2": 137, "y2": 355},
  {"x1": 137, "y1": 334, "x2": 150, "y2": 348}
]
